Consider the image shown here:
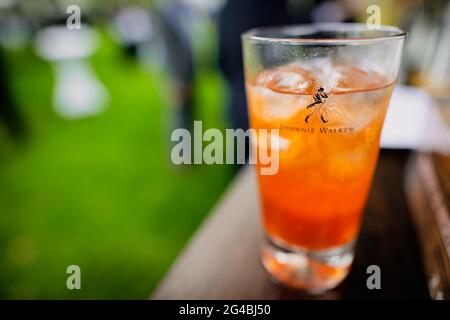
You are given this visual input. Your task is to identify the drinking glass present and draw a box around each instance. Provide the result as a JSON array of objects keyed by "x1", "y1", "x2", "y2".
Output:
[{"x1": 242, "y1": 23, "x2": 406, "y2": 293}]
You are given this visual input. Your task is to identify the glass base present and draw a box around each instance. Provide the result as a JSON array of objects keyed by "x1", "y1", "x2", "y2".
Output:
[{"x1": 261, "y1": 236, "x2": 354, "y2": 294}]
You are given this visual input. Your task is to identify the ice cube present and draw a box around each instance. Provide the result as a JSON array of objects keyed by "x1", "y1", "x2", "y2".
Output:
[
  {"x1": 313, "y1": 58, "x2": 340, "y2": 90},
  {"x1": 266, "y1": 65, "x2": 317, "y2": 94},
  {"x1": 294, "y1": 57, "x2": 342, "y2": 92},
  {"x1": 250, "y1": 86, "x2": 309, "y2": 120},
  {"x1": 325, "y1": 90, "x2": 384, "y2": 129},
  {"x1": 269, "y1": 70, "x2": 309, "y2": 92}
]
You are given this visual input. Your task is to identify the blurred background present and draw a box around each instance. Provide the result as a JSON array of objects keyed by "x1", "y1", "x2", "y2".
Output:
[{"x1": 0, "y1": 0, "x2": 449, "y2": 299}]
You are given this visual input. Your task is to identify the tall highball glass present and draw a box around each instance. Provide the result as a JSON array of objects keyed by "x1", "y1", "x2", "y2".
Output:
[{"x1": 242, "y1": 23, "x2": 406, "y2": 293}]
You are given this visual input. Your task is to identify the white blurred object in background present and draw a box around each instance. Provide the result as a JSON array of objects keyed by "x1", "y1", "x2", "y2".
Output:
[
  {"x1": 381, "y1": 85, "x2": 450, "y2": 154},
  {"x1": 381, "y1": 85, "x2": 431, "y2": 150},
  {"x1": 34, "y1": 25, "x2": 109, "y2": 119}
]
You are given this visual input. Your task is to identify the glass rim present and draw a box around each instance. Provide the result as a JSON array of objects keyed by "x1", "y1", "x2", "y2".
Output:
[{"x1": 242, "y1": 23, "x2": 407, "y2": 45}]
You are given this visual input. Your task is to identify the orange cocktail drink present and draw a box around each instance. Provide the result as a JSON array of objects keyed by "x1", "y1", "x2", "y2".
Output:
[
  {"x1": 248, "y1": 64, "x2": 393, "y2": 250},
  {"x1": 242, "y1": 23, "x2": 406, "y2": 292}
]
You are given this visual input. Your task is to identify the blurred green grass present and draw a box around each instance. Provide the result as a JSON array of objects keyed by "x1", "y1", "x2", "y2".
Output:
[{"x1": 0, "y1": 32, "x2": 232, "y2": 299}]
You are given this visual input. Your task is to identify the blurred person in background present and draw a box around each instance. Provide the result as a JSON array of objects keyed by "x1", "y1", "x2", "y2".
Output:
[
  {"x1": 157, "y1": 0, "x2": 196, "y2": 132},
  {"x1": 114, "y1": 0, "x2": 198, "y2": 133},
  {"x1": 0, "y1": 0, "x2": 30, "y2": 139},
  {"x1": 0, "y1": 50, "x2": 26, "y2": 139}
]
